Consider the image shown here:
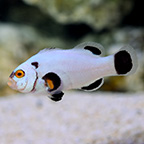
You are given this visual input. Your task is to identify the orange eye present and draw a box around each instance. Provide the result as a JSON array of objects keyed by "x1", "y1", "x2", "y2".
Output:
[{"x1": 15, "y1": 70, "x2": 25, "y2": 78}]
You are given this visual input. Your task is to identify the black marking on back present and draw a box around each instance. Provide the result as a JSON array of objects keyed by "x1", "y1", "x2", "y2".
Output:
[
  {"x1": 31, "y1": 62, "x2": 39, "y2": 69},
  {"x1": 84, "y1": 46, "x2": 101, "y2": 55},
  {"x1": 51, "y1": 91, "x2": 64, "y2": 102},
  {"x1": 81, "y1": 78, "x2": 103, "y2": 91},
  {"x1": 114, "y1": 50, "x2": 133, "y2": 74},
  {"x1": 42, "y1": 72, "x2": 61, "y2": 92}
]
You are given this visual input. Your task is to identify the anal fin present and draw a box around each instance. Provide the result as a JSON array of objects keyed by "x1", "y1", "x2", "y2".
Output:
[{"x1": 81, "y1": 78, "x2": 104, "y2": 91}]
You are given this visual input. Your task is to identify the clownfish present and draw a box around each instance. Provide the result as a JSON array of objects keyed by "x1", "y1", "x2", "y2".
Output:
[{"x1": 7, "y1": 42, "x2": 138, "y2": 101}]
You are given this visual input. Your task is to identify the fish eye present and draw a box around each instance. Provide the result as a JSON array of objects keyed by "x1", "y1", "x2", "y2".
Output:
[{"x1": 15, "y1": 70, "x2": 25, "y2": 78}]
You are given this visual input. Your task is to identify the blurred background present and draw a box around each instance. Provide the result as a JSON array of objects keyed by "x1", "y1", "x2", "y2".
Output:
[{"x1": 0, "y1": 0, "x2": 144, "y2": 96}]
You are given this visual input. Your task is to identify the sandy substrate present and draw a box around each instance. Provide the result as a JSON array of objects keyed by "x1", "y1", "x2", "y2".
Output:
[{"x1": 0, "y1": 91, "x2": 144, "y2": 144}]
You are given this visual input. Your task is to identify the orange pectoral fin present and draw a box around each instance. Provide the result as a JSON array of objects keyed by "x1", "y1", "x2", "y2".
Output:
[
  {"x1": 42, "y1": 72, "x2": 61, "y2": 92},
  {"x1": 47, "y1": 79, "x2": 54, "y2": 90}
]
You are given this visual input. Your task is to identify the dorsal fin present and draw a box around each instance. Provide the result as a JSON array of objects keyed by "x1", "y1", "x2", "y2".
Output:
[
  {"x1": 74, "y1": 42, "x2": 105, "y2": 56},
  {"x1": 38, "y1": 47, "x2": 57, "y2": 54}
]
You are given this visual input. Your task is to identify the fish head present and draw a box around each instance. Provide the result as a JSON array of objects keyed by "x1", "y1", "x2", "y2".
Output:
[{"x1": 7, "y1": 63, "x2": 38, "y2": 93}]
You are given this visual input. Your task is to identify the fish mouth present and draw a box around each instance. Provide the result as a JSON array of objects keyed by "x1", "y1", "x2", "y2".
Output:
[
  {"x1": 7, "y1": 77, "x2": 27, "y2": 92},
  {"x1": 7, "y1": 77, "x2": 17, "y2": 90},
  {"x1": 31, "y1": 72, "x2": 38, "y2": 92}
]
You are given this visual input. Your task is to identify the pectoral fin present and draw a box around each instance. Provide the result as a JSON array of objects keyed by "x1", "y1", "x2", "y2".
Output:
[
  {"x1": 81, "y1": 78, "x2": 104, "y2": 91},
  {"x1": 51, "y1": 91, "x2": 64, "y2": 102},
  {"x1": 46, "y1": 79, "x2": 54, "y2": 90},
  {"x1": 42, "y1": 72, "x2": 61, "y2": 92},
  {"x1": 42, "y1": 72, "x2": 64, "y2": 101}
]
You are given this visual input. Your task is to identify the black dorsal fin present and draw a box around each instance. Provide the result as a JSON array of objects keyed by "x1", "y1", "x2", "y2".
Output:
[
  {"x1": 74, "y1": 42, "x2": 105, "y2": 56},
  {"x1": 81, "y1": 78, "x2": 104, "y2": 91},
  {"x1": 84, "y1": 46, "x2": 101, "y2": 55}
]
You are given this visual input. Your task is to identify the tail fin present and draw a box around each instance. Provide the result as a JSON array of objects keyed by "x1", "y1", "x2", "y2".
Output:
[{"x1": 114, "y1": 45, "x2": 138, "y2": 75}]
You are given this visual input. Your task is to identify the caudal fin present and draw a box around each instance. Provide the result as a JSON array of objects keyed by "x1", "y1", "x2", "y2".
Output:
[{"x1": 114, "y1": 45, "x2": 138, "y2": 75}]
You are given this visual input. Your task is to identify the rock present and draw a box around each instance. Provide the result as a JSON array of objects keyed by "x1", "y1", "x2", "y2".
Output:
[
  {"x1": 0, "y1": 92, "x2": 144, "y2": 144},
  {"x1": 22, "y1": 0, "x2": 134, "y2": 30}
]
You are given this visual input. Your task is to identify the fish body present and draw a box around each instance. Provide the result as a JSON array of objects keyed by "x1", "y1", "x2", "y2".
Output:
[{"x1": 7, "y1": 42, "x2": 138, "y2": 101}]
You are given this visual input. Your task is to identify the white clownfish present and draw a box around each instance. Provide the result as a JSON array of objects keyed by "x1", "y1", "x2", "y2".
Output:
[{"x1": 7, "y1": 42, "x2": 138, "y2": 101}]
